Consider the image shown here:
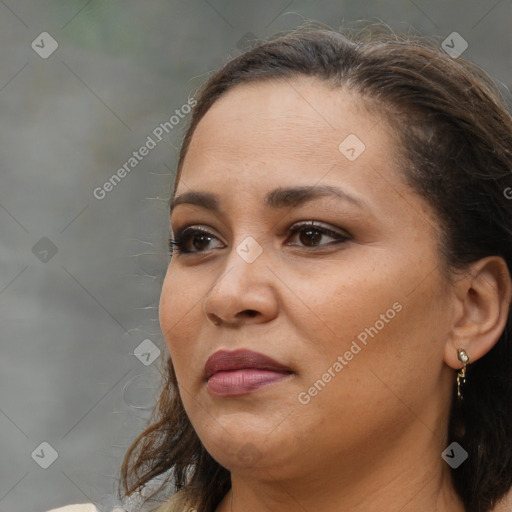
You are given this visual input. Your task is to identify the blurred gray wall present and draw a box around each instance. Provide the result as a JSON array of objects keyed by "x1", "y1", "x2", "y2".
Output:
[{"x1": 0, "y1": 1, "x2": 510, "y2": 511}]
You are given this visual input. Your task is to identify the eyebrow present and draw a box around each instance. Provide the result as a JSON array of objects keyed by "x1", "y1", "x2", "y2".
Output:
[{"x1": 170, "y1": 185, "x2": 368, "y2": 216}]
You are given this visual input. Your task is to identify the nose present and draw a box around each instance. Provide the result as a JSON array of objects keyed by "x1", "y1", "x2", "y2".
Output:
[{"x1": 203, "y1": 243, "x2": 279, "y2": 327}]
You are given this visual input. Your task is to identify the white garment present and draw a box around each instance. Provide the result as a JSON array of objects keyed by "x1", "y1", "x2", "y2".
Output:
[
  {"x1": 47, "y1": 506, "x2": 100, "y2": 512},
  {"x1": 47, "y1": 505, "x2": 126, "y2": 512}
]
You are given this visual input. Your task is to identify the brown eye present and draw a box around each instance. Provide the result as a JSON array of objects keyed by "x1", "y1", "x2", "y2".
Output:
[
  {"x1": 169, "y1": 228, "x2": 223, "y2": 255},
  {"x1": 287, "y1": 221, "x2": 350, "y2": 248},
  {"x1": 298, "y1": 227, "x2": 323, "y2": 246}
]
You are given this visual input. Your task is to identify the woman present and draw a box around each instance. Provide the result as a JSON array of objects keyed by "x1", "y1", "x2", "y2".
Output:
[{"x1": 51, "y1": 25, "x2": 512, "y2": 512}]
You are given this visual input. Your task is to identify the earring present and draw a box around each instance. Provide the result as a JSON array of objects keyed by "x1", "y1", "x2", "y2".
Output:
[{"x1": 456, "y1": 348, "x2": 470, "y2": 400}]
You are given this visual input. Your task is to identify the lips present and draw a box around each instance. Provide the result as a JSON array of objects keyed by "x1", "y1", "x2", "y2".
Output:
[
  {"x1": 204, "y1": 349, "x2": 293, "y2": 396},
  {"x1": 204, "y1": 349, "x2": 292, "y2": 380}
]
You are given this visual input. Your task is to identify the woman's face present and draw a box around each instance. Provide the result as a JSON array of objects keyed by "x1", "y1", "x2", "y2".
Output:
[{"x1": 160, "y1": 78, "x2": 458, "y2": 481}]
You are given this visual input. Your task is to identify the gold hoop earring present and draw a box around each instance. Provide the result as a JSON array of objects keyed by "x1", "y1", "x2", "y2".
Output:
[{"x1": 456, "y1": 348, "x2": 470, "y2": 400}]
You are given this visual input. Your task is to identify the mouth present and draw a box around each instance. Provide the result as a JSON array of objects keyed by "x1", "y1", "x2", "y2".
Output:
[{"x1": 204, "y1": 349, "x2": 294, "y2": 397}]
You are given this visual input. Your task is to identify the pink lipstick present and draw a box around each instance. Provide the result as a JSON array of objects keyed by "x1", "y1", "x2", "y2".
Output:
[{"x1": 204, "y1": 349, "x2": 293, "y2": 397}]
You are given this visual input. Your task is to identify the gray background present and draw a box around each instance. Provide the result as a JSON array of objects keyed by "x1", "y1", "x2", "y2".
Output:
[{"x1": 0, "y1": 1, "x2": 510, "y2": 511}]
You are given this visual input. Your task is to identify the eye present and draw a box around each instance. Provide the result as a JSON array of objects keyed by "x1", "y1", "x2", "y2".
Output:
[
  {"x1": 285, "y1": 221, "x2": 350, "y2": 248},
  {"x1": 169, "y1": 227, "x2": 224, "y2": 256}
]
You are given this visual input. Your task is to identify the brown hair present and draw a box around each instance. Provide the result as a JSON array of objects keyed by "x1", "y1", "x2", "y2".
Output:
[{"x1": 120, "y1": 24, "x2": 512, "y2": 512}]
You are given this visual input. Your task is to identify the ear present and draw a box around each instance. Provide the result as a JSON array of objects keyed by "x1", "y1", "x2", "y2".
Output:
[{"x1": 444, "y1": 256, "x2": 512, "y2": 370}]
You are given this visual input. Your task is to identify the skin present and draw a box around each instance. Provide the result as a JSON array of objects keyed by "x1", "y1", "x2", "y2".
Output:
[{"x1": 159, "y1": 78, "x2": 511, "y2": 511}]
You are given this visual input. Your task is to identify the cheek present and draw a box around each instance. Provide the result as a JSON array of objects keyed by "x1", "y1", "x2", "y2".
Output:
[
  {"x1": 159, "y1": 267, "x2": 203, "y2": 375},
  {"x1": 280, "y1": 260, "x2": 402, "y2": 351},
  {"x1": 290, "y1": 254, "x2": 449, "y2": 390}
]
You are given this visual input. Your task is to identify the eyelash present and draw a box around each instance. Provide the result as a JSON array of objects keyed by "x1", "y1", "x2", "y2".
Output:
[{"x1": 168, "y1": 221, "x2": 351, "y2": 257}]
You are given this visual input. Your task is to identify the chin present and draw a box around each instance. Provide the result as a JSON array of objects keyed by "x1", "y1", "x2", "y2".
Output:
[{"x1": 196, "y1": 418, "x2": 299, "y2": 473}]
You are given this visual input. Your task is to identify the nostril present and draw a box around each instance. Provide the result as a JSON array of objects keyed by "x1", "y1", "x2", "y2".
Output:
[
  {"x1": 245, "y1": 310, "x2": 258, "y2": 317},
  {"x1": 208, "y1": 313, "x2": 222, "y2": 325}
]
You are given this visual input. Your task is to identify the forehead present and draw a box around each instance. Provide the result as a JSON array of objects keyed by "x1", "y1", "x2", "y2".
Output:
[
  {"x1": 178, "y1": 78, "x2": 400, "y2": 201},
  {"x1": 185, "y1": 78, "x2": 389, "y2": 165}
]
